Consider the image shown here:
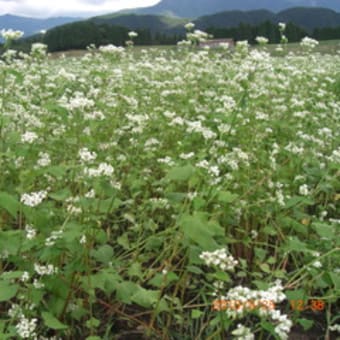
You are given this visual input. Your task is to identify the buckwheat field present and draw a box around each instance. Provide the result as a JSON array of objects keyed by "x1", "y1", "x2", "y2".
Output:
[{"x1": 0, "y1": 29, "x2": 339, "y2": 339}]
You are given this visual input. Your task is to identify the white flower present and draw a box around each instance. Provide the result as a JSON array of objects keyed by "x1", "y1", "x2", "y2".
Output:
[
  {"x1": 78, "y1": 147, "x2": 97, "y2": 163},
  {"x1": 25, "y1": 225, "x2": 36, "y2": 240},
  {"x1": 256, "y1": 36, "x2": 269, "y2": 45},
  {"x1": 21, "y1": 190, "x2": 48, "y2": 207},
  {"x1": 45, "y1": 230, "x2": 63, "y2": 247},
  {"x1": 31, "y1": 43, "x2": 47, "y2": 56},
  {"x1": 34, "y1": 263, "x2": 58, "y2": 276},
  {"x1": 80, "y1": 235, "x2": 87, "y2": 244},
  {"x1": 299, "y1": 184, "x2": 309, "y2": 196},
  {"x1": 128, "y1": 31, "x2": 138, "y2": 39},
  {"x1": 37, "y1": 152, "x2": 51, "y2": 167},
  {"x1": 329, "y1": 324, "x2": 340, "y2": 333},
  {"x1": 85, "y1": 189, "x2": 95, "y2": 198},
  {"x1": 278, "y1": 22, "x2": 286, "y2": 31},
  {"x1": 1, "y1": 28, "x2": 24, "y2": 41},
  {"x1": 8, "y1": 304, "x2": 23, "y2": 318},
  {"x1": 200, "y1": 249, "x2": 238, "y2": 271},
  {"x1": 20, "y1": 271, "x2": 30, "y2": 282},
  {"x1": 21, "y1": 132, "x2": 38, "y2": 144},
  {"x1": 300, "y1": 37, "x2": 319, "y2": 49},
  {"x1": 232, "y1": 324, "x2": 254, "y2": 340},
  {"x1": 99, "y1": 44, "x2": 125, "y2": 55},
  {"x1": 184, "y1": 22, "x2": 195, "y2": 31},
  {"x1": 84, "y1": 162, "x2": 114, "y2": 177},
  {"x1": 15, "y1": 316, "x2": 37, "y2": 339},
  {"x1": 312, "y1": 261, "x2": 322, "y2": 268},
  {"x1": 33, "y1": 279, "x2": 44, "y2": 289}
]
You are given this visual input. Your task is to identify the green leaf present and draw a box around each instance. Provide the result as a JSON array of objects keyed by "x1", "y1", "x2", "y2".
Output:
[
  {"x1": 217, "y1": 191, "x2": 238, "y2": 204},
  {"x1": 1, "y1": 271, "x2": 24, "y2": 280},
  {"x1": 191, "y1": 309, "x2": 204, "y2": 319},
  {"x1": 156, "y1": 297, "x2": 170, "y2": 313},
  {"x1": 312, "y1": 223, "x2": 335, "y2": 239},
  {"x1": 284, "y1": 237, "x2": 309, "y2": 252},
  {"x1": 285, "y1": 289, "x2": 307, "y2": 301},
  {"x1": 180, "y1": 213, "x2": 223, "y2": 250},
  {"x1": 262, "y1": 226, "x2": 276, "y2": 236},
  {"x1": 260, "y1": 320, "x2": 275, "y2": 334},
  {"x1": 186, "y1": 265, "x2": 203, "y2": 274},
  {"x1": 91, "y1": 245, "x2": 113, "y2": 264},
  {"x1": 0, "y1": 231, "x2": 22, "y2": 255},
  {"x1": 0, "y1": 192, "x2": 19, "y2": 218},
  {"x1": 117, "y1": 233, "x2": 130, "y2": 249},
  {"x1": 298, "y1": 318, "x2": 314, "y2": 331},
  {"x1": 131, "y1": 287, "x2": 159, "y2": 308},
  {"x1": 47, "y1": 166, "x2": 67, "y2": 178},
  {"x1": 116, "y1": 281, "x2": 139, "y2": 304},
  {"x1": 259, "y1": 263, "x2": 271, "y2": 273},
  {"x1": 42, "y1": 311, "x2": 68, "y2": 330},
  {"x1": 89, "y1": 271, "x2": 121, "y2": 294},
  {"x1": 254, "y1": 247, "x2": 267, "y2": 262},
  {"x1": 329, "y1": 272, "x2": 340, "y2": 290},
  {"x1": 214, "y1": 271, "x2": 231, "y2": 282},
  {"x1": 86, "y1": 337, "x2": 102, "y2": 340},
  {"x1": 49, "y1": 188, "x2": 71, "y2": 201},
  {"x1": 167, "y1": 165, "x2": 195, "y2": 182},
  {"x1": 128, "y1": 262, "x2": 143, "y2": 279},
  {"x1": 285, "y1": 196, "x2": 313, "y2": 209},
  {"x1": 85, "y1": 318, "x2": 100, "y2": 329},
  {"x1": 165, "y1": 192, "x2": 187, "y2": 203},
  {"x1": 0, "y1": 281, "x2": 18, "y2": 301}
]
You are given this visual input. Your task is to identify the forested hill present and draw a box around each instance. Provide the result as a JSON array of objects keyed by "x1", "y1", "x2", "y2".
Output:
[
  {"x1": 193, "y1": 7, "x2": 340, "y2": 32},
  {"x1": 5, "y1": 7, "x2": 340, "y2": 52},
  {"x1": 133, "y1": 0, "x2": 340, "y2": 17},
  {"x1": 93, "y1": 7, "x2": 340, "y2": 33}
]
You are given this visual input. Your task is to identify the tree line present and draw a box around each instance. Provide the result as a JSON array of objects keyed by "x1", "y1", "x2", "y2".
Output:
[{"x1": 1, "y1": 20, "x2": 340, "y2": 53}]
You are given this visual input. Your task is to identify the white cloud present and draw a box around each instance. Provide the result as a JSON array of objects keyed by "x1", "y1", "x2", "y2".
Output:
[{"x1": 0, "y1": 0, "x2": 160, "y2": 18}]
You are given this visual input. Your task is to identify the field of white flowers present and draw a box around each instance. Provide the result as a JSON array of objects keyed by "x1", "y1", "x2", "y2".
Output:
[{"x1": 0, "y1": 29, "x2": 339, "y2": 339}]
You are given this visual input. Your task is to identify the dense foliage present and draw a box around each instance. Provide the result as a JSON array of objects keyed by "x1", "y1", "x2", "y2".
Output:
[
  {"x1": 206, "y1": 21, "x2": 308, "y2": 44},
  {"x1": 43, "y1": 21, "x2": 129, "y2": 52},
  {"x1": 0, "y1": 34, "x2": 339, "y2": 339}
]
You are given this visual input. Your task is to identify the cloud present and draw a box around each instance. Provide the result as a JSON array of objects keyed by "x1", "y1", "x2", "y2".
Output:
[{"x1": 0, "y1": 0, "x2": 160, "y2": 18}]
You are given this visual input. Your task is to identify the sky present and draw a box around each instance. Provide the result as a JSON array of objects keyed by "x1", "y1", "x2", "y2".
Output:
[{"x1": 0, "y1": 0, "x2": 161, "y2": 18}]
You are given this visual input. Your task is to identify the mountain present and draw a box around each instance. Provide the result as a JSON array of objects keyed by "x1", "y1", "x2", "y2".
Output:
[
  {"x1": 133, "y1": 0, "x2": 340, "y2": 17},
  {"x1": 0, "y1": 14, "x2": 80, "y2": 40},
  {"x1": 195, "y1": 7, "x2": 340, "y2": 32},
  {"x1": 277, "y1": 7, "x2": 340, "y2": 31},
  {"x1": 195, "y1": 10, "x2": 275, "y2": 29},
  {"x1": 91, "y1": 14, "x2": 186, "y2": 34},
  {"x1": 93, "y1": 7, "x2": 340, "y2": 33}
]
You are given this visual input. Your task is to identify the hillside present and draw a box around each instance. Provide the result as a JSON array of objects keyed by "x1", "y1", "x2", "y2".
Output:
[
  {"x1": 91, "y1": 14, "x2": 186, "y2": 35},
  {"x1": 133, "y1": 0, "x2": 340, "y2": 17},
  {"x1": 195, "y1": 10, "x2": 275, "y2": 29},
  {"x1": 94, "y1": 7, "x2": 340, "y2": 33},
  {"x1": 277, "y1": 7, "x2": 340, "y2": 31}
]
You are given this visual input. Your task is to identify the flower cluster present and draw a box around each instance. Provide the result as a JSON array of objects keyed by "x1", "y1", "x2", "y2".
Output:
[
  {"x1": 217, "y1": 281, "x2": 292, "y2": 339},
  {"x1": 34, "y1": 263, "x2": 58, "y2": 276},
  {"x1": 256, "y1": 36, "x2": 269, "y2": 45},
  {"x1": 200, "y1": 248, "x2": 238, "y2": 271},
  {"x1": 84, "y1": 162, "x2": 114, "y2": 177},
  {"x1": 21, "y1": 190, "x2": 48, "y2": 207},
  {"x1": 1, "y1": 28, "x2": 24, "y2": 41},
  {"x1": 300, "y1": 37, "x2": 319, "y2": 49},
  {"x1": 15, "y1": 316, "x2": 37, "y2": 339}
]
